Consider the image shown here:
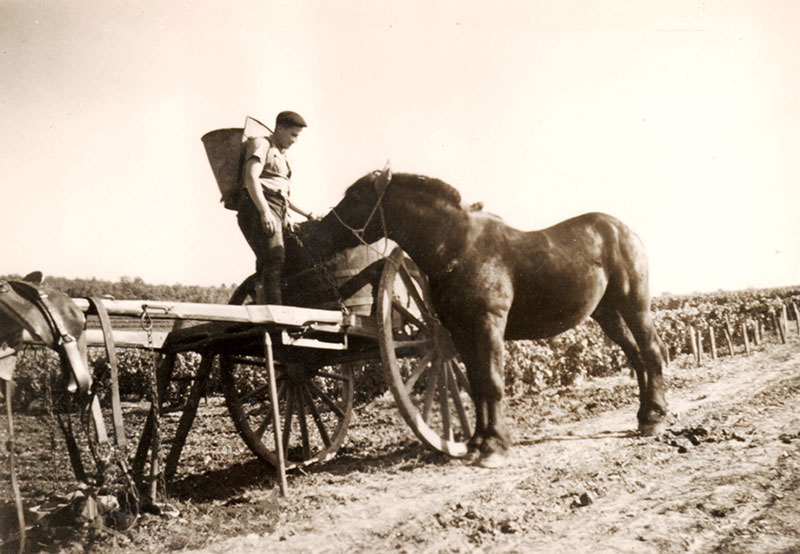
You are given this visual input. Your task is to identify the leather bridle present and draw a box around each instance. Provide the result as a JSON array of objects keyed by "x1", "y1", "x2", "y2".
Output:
[{"x1": 330, "y1": 166, "x2": 392, "y2": 250}]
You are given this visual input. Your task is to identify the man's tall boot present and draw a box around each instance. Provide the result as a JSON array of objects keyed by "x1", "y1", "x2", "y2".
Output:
[{"x1": 260, "y1": 268, "x2": 283, "y2": 305}]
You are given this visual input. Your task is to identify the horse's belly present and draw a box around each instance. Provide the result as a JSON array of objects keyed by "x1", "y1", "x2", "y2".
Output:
[
  {"x1": 504, "y1": 306, "x2": 591, "y2": 340},
  {"x1": 504, "y1": 273, "x2": 606, "y2": 340}
]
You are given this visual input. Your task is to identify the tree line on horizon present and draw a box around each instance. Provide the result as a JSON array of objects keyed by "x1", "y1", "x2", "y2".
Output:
[
  {"x1": 0, "y1": 273, "x2": 238, "y2": 304},
  {"x1": 2, "y1": 272, "x2": 797, "y2": 309}
]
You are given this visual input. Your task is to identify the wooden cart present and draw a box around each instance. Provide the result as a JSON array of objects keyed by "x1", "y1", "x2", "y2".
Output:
[{"x1": 31, "y1": 246, "x2": 474, "y2": 493}]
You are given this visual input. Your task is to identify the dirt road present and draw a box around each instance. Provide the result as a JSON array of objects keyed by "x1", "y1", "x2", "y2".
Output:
[{"x1": 187, "y1": 339, "x2": 800, "y2": 554}]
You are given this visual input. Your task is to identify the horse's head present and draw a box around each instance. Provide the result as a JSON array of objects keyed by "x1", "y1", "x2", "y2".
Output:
[
  {"x1": 0, "y1": 272, "x2": 90, "y2": 395},
  {"x1": 310, "y1": 169, "x2": 392, "y2": 256},
  {"x1": 307, "y1": 169, "x2": 466, "y2": 262}
]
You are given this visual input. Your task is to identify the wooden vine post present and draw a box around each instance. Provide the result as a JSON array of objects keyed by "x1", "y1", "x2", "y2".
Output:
[
  {"x1": 723, "y1": 325, "x2": 735, "y2": 356},
  {"x1": 781, "y1": 305, "x2": 789, "y2": 339},
  {"x1": 709, "y1": 326, "x2": 717, "y2": 360},
  {"x1": 689, "y1": 326, "x2": 699, "y2": 366},
  {"x1": 777, "y1": 308, "x2": 787, "y2": 344},
  {"x1": 696, "y1": 329, "x2": 704, "y2": 365},
  {"x1": 793, "y1": 301, "x2": 800, "y2": 334},
  {"x1": 753, "y1": 320, "x2": 760, "y2": 346},
  {"x1": 742, "y1": 322, "x2": 750, "y2": 356},
  {"x1": 771, "y1": 311, "x2": 780, "y2": 341}
]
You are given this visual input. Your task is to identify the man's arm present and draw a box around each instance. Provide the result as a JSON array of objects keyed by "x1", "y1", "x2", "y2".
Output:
[
  {"x1": 243, "y1": 157, "x2": 279, "y2": 235},
  {"x1": 287, "y1": 199, "x2": 314, "y2": 220}
]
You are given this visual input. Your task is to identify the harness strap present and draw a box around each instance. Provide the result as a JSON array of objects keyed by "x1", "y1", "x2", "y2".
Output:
[
  {"x1": 0, "y1": 280, "x2": 56, "y2": 345},
  {"x1": 87, "y1": 297, "x2": 127, "y2": 447}
]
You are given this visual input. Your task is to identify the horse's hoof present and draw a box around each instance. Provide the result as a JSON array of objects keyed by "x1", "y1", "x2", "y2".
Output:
[
  {"x1": 475, "y1": 451, "x2": 508, "y2": 469},
  {"x1": 639, "y1": 420, "x2": 667, "y2": 437}
]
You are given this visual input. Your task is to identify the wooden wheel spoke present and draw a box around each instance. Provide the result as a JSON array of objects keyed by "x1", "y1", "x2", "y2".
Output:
[
  {"x1": 403, "y1": 349, "x2": 436, "y2": 391},
  {"x1": 446, "y1": 362, "x2": 471, "y2": 437},
  {"x1": 391, "y1": 299, "x2": 426, "y2": 330},
  {"x1": 229, "y1": 355, "x2": 263, "y2": 365},
  {"x1": 438, "y1": 363, "x2": 452, "y2": 441},
  {"x1": 421, "y1": 360, "x2": 440, "y2": 423},
  {"x1": 237, "y1": 383, "x2": 270, "y2": 406},
  {"x1": 449, "y1": 361, "x2": 471, "y2": 396},
  {"x1": 397, "y1": 264, "x2": 434, "y2": 322},
  {"x1": 304, "y1": 386, "x2": 332, "y2": 448},
  {"x1": 245, "y1": 403, "x2": 271, "y2": 422},
  {"x1": 307, "y1": 382, "x2": 346, "y2": 419},
  {"x1": 393, "y1": 338, "x2": 434, "y2": 353},
  {"x1": 297, "y1": 387, "x2": 311, "y2": 460},
  {"x1": 237, "y1": 373, "x2": 287, "y2": 406},
  {"x1": 249, "y1": 380, "x2": 289, "y2": 441},
  {"x1": 253, "y1": 408, "x2": 273, "y2": 440},
  {"x1": 315, "y1": 370, "x2": 349, "y2": 382}
]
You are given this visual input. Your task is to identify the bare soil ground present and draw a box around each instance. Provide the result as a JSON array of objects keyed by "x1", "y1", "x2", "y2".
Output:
[{"x1": 3, "y1": 337, "x2": 800, "y2": 553}]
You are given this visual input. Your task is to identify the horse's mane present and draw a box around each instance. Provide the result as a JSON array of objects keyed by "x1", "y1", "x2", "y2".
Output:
[{"x1": 346, "y1": 172, "x2": 463, "y2": 208}]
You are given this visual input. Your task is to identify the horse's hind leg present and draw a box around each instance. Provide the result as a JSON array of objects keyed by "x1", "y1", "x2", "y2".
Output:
[
  {"x1": 591, "y1": 307, "x2": 649, "y2": 409},
  {"x1": 621, "y1": 308, "x2": 668, "y2": 435}
]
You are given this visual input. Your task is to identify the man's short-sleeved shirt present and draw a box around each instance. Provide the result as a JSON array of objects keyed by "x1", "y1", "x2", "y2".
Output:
[{"x1": 245, "y1": 136, "x2": 291, "y2": 198}]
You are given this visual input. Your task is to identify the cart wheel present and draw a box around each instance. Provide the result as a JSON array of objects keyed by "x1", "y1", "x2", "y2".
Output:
[
  {"x1": 220, "y1": 275, "x2": 354, "y2": 468},
  {"x1": 221, "y1": 356, "x2": 354, "y2": 469},
  {"x1": 376, "y1": 248, "x2": 474, "y2": 457},
  {"x1": 229, "y1": 273, "x2": 259, "y2": 305}
]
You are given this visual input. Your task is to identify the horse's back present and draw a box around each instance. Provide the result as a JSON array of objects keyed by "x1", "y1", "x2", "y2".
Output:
[{"x1": 501, "y1": 212, "x2": 649, "y2": 339}]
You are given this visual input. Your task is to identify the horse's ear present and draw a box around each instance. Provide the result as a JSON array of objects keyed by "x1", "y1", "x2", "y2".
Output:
[
  {"x1": 23, "y1": 271, "x2": 44, "y2": 285},
  {"x1": 374, "y1": 162, "x2": 392, "y2": 195}
]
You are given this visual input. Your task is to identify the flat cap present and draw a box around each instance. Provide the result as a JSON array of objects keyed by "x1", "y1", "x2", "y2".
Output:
[{"x1": 276, "y1": 111, "x2": 307, "y2": 128}]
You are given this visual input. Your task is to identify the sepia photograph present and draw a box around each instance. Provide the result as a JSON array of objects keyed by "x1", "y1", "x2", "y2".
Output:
[{"x1": 2, "y1": 1, "x2": 799, "y2": 552}]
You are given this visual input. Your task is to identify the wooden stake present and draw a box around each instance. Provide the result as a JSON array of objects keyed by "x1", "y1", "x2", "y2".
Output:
[
  {"x1": 265, "y1": 331, "x2": 288, "y2": 497},
  {"x1": 689, "y1": 326, "x2": 698, "y2": 364},
  {"x1": 709, "y1": 326, "x2": 717, "y2": 360},
  {"x1": 696, "y1": 329, "x2": 704, "y2": 365},
  {"x1": 771, "y1": 311, "x2": 780, "y2": 340},
  {"x1": 777, "y1": 308, "x2": 786, "y2": 344},
  {"x1": 793, "y1": 301, "x2": 800, "y2": 334},
  {"x1": 781, "y1": 305, "x2": 789, "y2": 340},
  {"x1": 742, "y1": 322, "x2": 750, "y2": 356},
  {"x1": 723, "y1": 325, "x2": 735, "y2": 356}
]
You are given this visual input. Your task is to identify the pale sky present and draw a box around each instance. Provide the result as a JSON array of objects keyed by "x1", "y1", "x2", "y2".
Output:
[{"x1": 1, "y1": 0, "x2": 798, "y2": 295}]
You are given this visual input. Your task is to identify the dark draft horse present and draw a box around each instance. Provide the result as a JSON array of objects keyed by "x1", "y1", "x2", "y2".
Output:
[{"x1": 305, "y1": 170, "x2": 668, "y2": 468}]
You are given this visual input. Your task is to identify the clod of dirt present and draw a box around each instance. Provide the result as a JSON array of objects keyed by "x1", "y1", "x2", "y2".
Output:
[
  {"x1": 778, "y1": 432, "x2": 800, "y2": 444},
  {"x1": 499, "y1": 519, "x2": 520, "y2": 534},
  {"x1": 571, "y1": 491, "x2": 594, "y2": 508}
]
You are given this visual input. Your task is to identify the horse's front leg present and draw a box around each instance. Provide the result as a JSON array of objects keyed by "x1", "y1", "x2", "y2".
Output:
[
  {"x1": 474, "y1": 312, "x2": 512, "y2": 468},
  {"x1": 468, "y1": 395, "x2": 488, "y2": 453},
  {"x1": 448, "y1": 332, "x2": 487, "y2": 453}
]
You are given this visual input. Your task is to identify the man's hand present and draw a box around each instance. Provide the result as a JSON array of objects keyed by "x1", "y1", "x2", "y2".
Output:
[{"x1": 260, "y1": 211, "x2": 279, "y2": 236}]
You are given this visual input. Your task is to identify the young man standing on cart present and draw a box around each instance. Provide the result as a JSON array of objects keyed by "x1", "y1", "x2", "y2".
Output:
[{"x1": 236, "y1": 110, "x2": 314, "y2": 304}]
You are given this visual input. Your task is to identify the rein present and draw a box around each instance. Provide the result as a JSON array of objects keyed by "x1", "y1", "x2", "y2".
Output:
[{"x1": 330, "y1": 166, "x2": 395, "y2": 262}]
